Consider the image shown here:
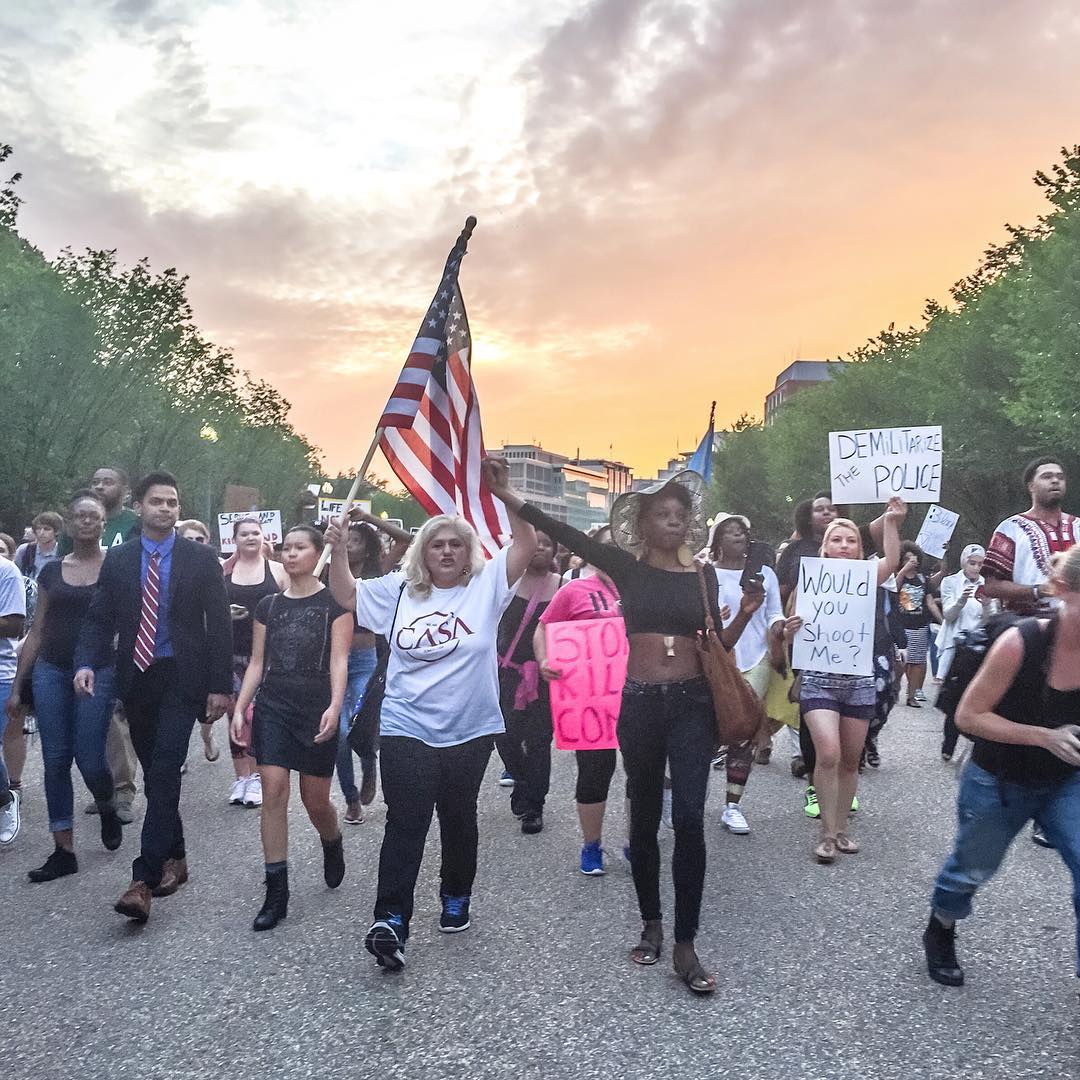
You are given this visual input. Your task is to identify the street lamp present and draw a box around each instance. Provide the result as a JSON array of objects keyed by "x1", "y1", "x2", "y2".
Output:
[{"x1": 200, "y1": 424, "x2": 220, "y2": 525}]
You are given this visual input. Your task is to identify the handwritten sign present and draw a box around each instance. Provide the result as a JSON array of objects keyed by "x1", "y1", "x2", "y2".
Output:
[
  {"x1": 829, "y1": 425, "x2": 942, "y2": 505},
  {"x1": 318, "y1": 498, "x2": 371, "y2": 524},
  {"x1": 791, "y1": 557, "x2": 876, "y2": 677},
  {"x1": 217, "y1": 510, "x2": 282, "y2": 554},
  {"x1": 915, "y1": 504, "x2": 959, "y2": 560},
  {"x1": 546, "y1": 620, "x2": 629, "y2": 750}
]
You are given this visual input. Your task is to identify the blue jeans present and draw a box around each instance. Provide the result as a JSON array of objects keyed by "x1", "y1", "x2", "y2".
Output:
[
  {"x1": 931, "y1": 761, "x2": 1080, "y2": 974},
  {"x1": 0, "y1": 677, "x2": 12, "y2": 806},
  {"x1": 336, "y1": 646, "x2": 378, "y2": 802},
  {"x1": 33, "y1": 662, "x2": 116, "y2": 832}
]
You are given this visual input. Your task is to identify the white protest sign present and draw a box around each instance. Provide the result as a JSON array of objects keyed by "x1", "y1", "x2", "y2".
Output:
[
  {"x1": 217, "y1": 510, "x2": 283, "y2": 554},
  {"x1": 791, "y1": 557, "x2": 876, "y2": 677},
  {"x1": 829, "y1": 425, "x2": 942, "y2": 505},
  {"x1": 914, "y1": 504, "x2": 959, "y2": 560},
  {"x1": 317, "y1": 497, "x2": 371, "y2": 524}
]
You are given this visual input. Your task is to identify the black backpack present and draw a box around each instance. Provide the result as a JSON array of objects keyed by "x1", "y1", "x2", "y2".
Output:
[{"x1": 936, "y1": 611, "x2": 1028, "y2": 727}]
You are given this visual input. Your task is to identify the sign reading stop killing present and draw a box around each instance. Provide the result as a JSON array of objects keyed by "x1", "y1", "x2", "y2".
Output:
[
  {"x1": 791, "y1": 557, "x2": 876, "y2": 677},
  {"x1": 545, "y1": 620, "x2": 629, "y2": 751},
  {"x1": 828, "y1": 425, "x2": 942, "y2": 505}
]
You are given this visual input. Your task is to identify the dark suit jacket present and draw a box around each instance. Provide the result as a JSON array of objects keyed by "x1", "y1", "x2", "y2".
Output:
[{"x1": 75, "y1": 534, "x2": 233, "y2": 702}]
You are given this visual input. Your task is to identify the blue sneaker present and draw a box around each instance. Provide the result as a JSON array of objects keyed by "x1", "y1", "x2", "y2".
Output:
[
  {"x1": 439, "y1": 895, "x2": 471, "y2": 933},
  {"x1": 580, "y1": 841, "x2": 605, "y2": 876},
  {"x1": 365, "y1": 915, "x2": 406, "y2": 970},
  {"x1": 498, "y1": 771, "x2": 514, "y2": 787}
]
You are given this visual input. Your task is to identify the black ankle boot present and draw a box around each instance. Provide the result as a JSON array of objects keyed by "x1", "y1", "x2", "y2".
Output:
[
  {"x1": 322, "y1": 834, "x2": 345, "y2": 889},
  {"x1": 253, "y1": 869, "x2": 289, "y2": 931},
  {"x1": 100, "y1": 806, "x2": 123, "y2": 852},
  {"x1": 923, "y1": 915, "x2": 964, "y2": 986},
  {"x1": 28, "y1": 848, "x2": 78, "y2": 883}
]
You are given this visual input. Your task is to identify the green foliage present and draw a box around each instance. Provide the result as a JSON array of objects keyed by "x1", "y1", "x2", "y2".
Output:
[
  {"x1": 0, "y1": 156, "x2": 322, "y2": 533},
  {"x1": 707, "y1": 145, "x2": 1080, "y2": 554}
]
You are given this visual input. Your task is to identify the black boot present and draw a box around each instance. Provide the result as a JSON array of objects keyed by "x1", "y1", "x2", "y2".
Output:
[
  {"x1": 100, "y1": 805, "x2": 123, "y2": 852},
  {"x1": 253, "y1": 869, "x2": 289, "y2": 931},
  {"x1": 322, "y1": 834, "x2": 345, "y2": 889},
  {"x1": 923, "y1": 914, "x2": 964, "y2": 986},
  {"x1": 28, "y1": 848, "x2": 78, "y2": 883}
]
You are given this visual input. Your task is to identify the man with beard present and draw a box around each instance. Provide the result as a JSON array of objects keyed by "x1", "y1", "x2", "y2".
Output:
[
  {"x1": 983, "y1": 459, "x2": 1080, "y2": 614},
  {"x1": 983, "y1": 457, "x2": 1080, "y2": 848}
]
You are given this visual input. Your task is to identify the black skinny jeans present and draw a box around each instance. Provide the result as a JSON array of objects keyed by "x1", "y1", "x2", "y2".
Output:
[
  {"x1": 374, "y1": 734, "x2": 493, "y2": 937},
  {"x1": 618, "y1": 676, "x2": 715, "y2": 943},
  {"x1": 124, "y1": 660, "x2": 199, "y2": 887},
  {"x1": 497, "y1": 674, "x2": 552, "y2": 818}
]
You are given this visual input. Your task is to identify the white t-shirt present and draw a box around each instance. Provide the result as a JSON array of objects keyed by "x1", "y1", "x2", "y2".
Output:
[
  {"x1": 355, "y1": 545, "x2": 518, "y2": 747},
  {"x1": 0, "y1": 560, "x2": 28, "y2": 683},
  {"x1": 716, "y1": 564, "x2": 784, "y2": 673}
]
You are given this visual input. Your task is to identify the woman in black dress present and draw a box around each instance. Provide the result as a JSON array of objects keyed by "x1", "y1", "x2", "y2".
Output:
[{"x1": 232, "y1": 525, "x2": 353, "y2": 931}]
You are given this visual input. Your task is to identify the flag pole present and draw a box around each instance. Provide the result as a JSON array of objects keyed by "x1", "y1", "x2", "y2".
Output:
[
  {"x1": 313, "y1": 430, "x2": 384, "y2": 575},
  {"x1": 313, "y1": 215, "x2": 478, "y2": 575}
]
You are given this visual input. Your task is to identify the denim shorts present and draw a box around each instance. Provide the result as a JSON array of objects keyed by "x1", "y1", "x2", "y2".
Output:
[{"x1": 800, "y1": 671, "x2": 876, "y2": 722}]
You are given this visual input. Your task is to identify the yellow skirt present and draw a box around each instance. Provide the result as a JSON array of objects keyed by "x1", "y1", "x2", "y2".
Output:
[{"x1": 764, "y1": 668, "x2": 800, "y2": 730}]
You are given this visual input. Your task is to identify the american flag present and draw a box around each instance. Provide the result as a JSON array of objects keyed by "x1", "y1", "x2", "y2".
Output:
[{"x1": 378, "y1": 220, "x2": 509, "y2": 557}]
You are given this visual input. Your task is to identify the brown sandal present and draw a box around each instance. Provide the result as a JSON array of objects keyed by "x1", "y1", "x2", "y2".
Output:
[
  {"x1": 814, "y1": 837, "x2": 838, "y2": 864},
  {"x1": 835, "y1": 833, "x2": 859, "y2": 854},
  {"x1": 674, "y1": 958, "x2": 717, "y2": 994},
  {"x1": 630, "y1": 922, "x2": 663, "y2": 966}
]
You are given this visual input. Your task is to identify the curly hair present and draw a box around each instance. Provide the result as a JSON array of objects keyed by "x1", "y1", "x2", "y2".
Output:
[{"x1": 401, "y1": 515, "x2": 486, "y2": 599}]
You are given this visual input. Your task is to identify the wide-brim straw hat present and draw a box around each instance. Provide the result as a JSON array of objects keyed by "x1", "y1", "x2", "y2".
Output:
[{"x1": 609, "y1": 470, "x2": 708, "y2": 558}]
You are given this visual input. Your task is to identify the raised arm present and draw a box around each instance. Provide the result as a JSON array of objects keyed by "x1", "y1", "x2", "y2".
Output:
[
  {"x1": 482, "y1": 456, "x2": 630, "y2": 581},
  {"x1": 480, "y1": 457, "x2": 539, "y2": 585},
  {"x1": 875, "y1": 497, "x2": 907, "y2": 585},
  {"x1": 348, "y1": 507, "x2": 413, "y2": 572},
  {"x1": 324, "y1": 524, "x2": 358, "y2": 609}
]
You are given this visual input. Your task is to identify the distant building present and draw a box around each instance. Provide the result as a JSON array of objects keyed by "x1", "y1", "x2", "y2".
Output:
[
  {"x1": 765, "y1": 360, "x2": 846, "y2": 424},
  {"x1": 500, "y1": 445, "x2": 633, "y2": 530}
]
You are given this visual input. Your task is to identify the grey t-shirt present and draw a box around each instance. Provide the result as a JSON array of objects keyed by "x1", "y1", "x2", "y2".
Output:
[{"x1": 0, "y1": 560, "x2": 28, "y2": 683}]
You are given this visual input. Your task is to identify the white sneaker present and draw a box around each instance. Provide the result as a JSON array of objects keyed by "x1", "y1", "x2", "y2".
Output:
[
  {"x1": 243, "y1": 773, "x2": 263, "y2": 808},
  {"x1": 661, "y1": 787, "x2": 673, "y2": 830},
  {"x1": 721, "y1": 802, "x2": 750, "y2": 835},
  {"x1": 0, "y1": 790, "x2": 21, "y2": 845},
  {"x1": 228, "y1": 777, "x2": 248, "y2": 805}
]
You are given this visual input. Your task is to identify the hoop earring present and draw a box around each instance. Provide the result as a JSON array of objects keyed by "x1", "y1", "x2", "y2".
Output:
[{"x1": 677, "y1": 544, "x2": 694, "y2": 568}]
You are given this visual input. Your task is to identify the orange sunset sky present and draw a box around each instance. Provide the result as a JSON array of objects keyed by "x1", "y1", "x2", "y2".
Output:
[{"x1": 4, "y1": 1, "x2": 1080, "y2": 479}]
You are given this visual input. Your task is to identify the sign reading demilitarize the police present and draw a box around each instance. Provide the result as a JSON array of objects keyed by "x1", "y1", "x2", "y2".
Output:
[{"x1": 828, "y1": 425, "x2": 942, "y2": 505}]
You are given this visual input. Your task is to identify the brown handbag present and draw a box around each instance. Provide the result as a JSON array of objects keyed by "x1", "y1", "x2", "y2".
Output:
[{"x1": 695, "y1": 563, "x2": 770, "y2": 747}]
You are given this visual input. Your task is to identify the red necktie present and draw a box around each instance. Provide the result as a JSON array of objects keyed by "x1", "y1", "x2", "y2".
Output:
[{"x1": 133, "y1": 551, "x2": 161, "y2": 672}]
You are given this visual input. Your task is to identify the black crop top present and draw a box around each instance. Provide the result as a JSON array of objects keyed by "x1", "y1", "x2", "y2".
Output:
[
  {"x1": 518, "y1": 504, "x2": 723, "y2": 638},
  {"x1": 972, "y1": 618, "x2": 1080, "y2": 787}
]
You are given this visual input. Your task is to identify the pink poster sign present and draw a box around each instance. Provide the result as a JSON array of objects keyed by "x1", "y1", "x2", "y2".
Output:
[{"x1": 545, "y1": 619, "x2": 629, "y2": 751}]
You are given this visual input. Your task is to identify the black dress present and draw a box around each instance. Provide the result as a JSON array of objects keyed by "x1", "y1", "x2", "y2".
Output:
[{"x1": 252, "y1": 588, "x2": 351, "y2": 776}]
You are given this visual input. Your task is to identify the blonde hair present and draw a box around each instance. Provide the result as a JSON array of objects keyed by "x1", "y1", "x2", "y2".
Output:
[
  {"x1": 176, "y1": 519, "x2": 210, "y2": 541},
  {"x1": 401, "y1": 515, "x2": 486, "y2": 599},
  {"x1": 819, "y1": 518, "x2": 863, "y2": 560},
  {"x1": 1050, "y1": 546, "x2": 1080, "y2": 593}
]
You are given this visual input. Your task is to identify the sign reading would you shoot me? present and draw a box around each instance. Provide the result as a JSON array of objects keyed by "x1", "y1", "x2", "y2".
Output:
[
  {"x1": 829, "y1": 425, "x2": 942, "y2": 504},
  {"x1": 791, "y1": 557, "x2": 876, "y2": 677}
]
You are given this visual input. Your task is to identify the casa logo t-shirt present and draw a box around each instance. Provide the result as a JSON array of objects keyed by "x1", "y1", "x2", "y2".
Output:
[{"x1": 355, "y1": 545, "x2": 517, "y2": 746}]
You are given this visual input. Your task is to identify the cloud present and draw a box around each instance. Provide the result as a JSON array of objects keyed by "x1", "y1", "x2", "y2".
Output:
[{"x1": 3, "y1": 0, "x2": 1080, "y2": 477}]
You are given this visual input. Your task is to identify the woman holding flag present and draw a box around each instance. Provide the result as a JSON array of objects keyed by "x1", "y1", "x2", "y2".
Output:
[{"x1": 325, "y1": 488, "x2": 537, "y2": 972}]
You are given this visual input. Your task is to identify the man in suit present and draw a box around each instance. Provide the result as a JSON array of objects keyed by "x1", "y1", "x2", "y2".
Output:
[{"x1": 75, "y1": 471, "x2": 232, "y2": 921}]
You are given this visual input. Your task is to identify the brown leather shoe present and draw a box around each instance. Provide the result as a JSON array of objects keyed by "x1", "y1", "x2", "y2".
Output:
[
  {"x1": 152, "y1": 858, "x2": 189, "y2": 897},
  {"x1": 115, "y1": 880, "x2": 151, "y2": 922}
]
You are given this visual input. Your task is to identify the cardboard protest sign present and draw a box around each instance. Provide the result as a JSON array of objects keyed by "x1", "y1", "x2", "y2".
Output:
[
  {"x1": 217, "y1": 510, "x2": 282, "y2": 554},
  {"x1": 317, "y1": 497, "x2": 371, "y2": 524},
  {"x1": 791, "y1": 557, "x2": 876, "y2": 677},
  {"x1": 546, "y1": 620, "x2": 629, "y2": 751},
  {"x1": 829, "y1": 426, "x2": 942, "y2": 505},
  {"x1": 914, "y1": 504, "x2": 959, "y2": 560}
]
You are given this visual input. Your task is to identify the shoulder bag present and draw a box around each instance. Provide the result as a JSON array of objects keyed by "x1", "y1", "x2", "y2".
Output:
[
  {"x1": 695, "y1": 562, "x2": 769, "y2": 747},
  {"x1": 348, "y1": 582, "x2": 405, "y2": 758}
]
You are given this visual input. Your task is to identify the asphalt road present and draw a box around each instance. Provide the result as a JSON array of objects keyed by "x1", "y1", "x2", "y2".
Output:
[{"x1": 1, "y1": 698, "x2": 1077, "y2": 1080}]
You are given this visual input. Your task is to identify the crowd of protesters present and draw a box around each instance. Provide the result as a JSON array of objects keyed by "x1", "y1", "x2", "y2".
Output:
[{"x1": 1, "y1": 455, "x2": 1078, "y2": 997}]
